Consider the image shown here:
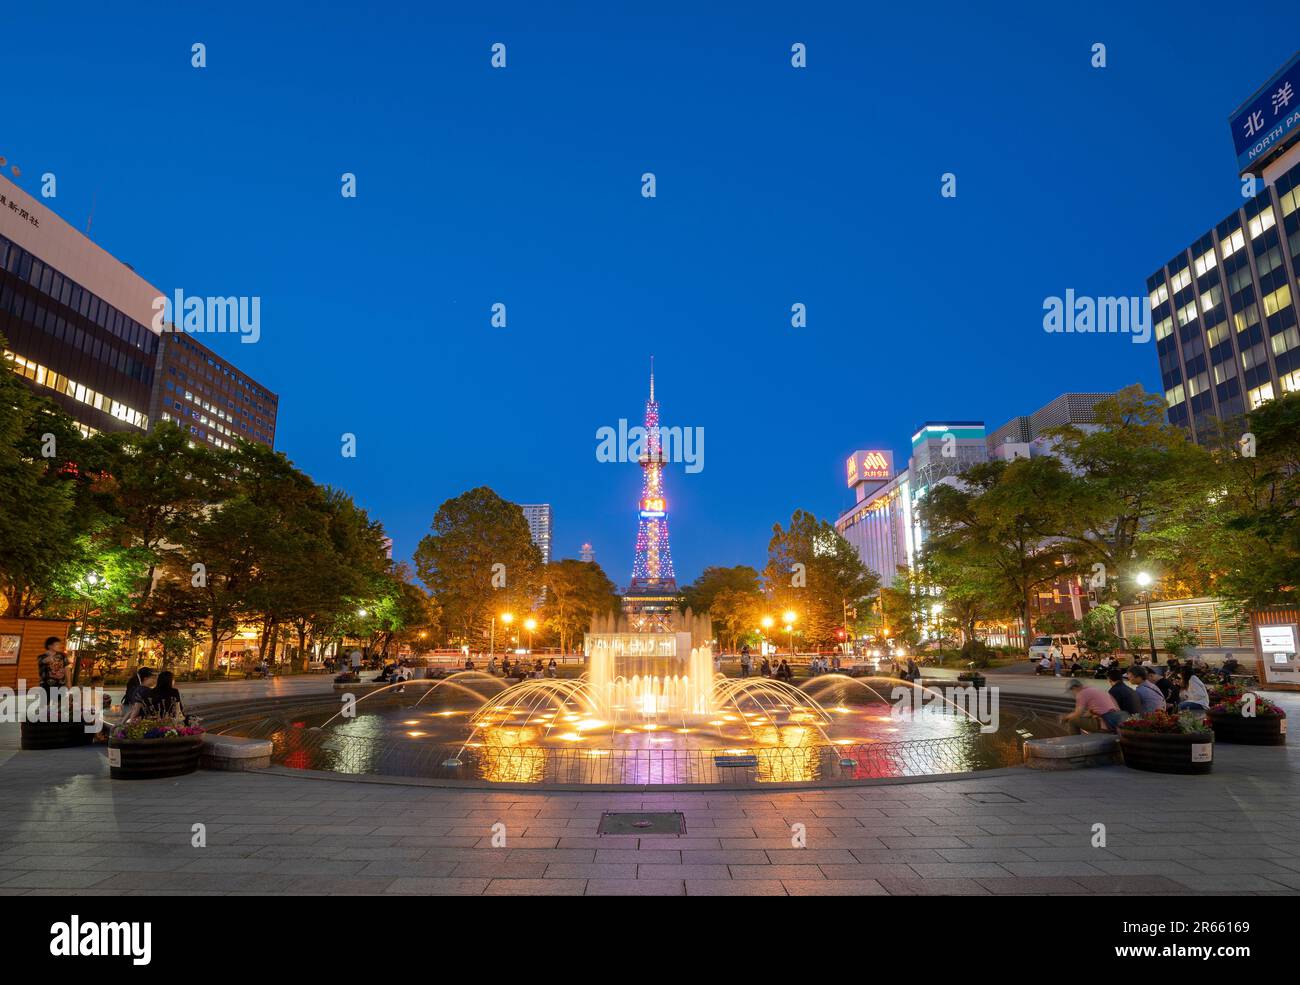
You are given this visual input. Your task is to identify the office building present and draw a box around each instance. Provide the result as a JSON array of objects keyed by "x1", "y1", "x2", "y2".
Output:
[
  {"x1": 0, "y1": 172, "x2": 277, "y2": 447},
  {"x1": 986, "y1": 392, "x2": 1113, "y2": 460},
  {"x1": 520, "y1": 504, "x2": 553, "y2": 565},
  {"x1": 1148, "y1": 54, "x2": 1300, "y2": 442}
]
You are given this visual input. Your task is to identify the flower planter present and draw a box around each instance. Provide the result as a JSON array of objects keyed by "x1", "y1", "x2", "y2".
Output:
[
  {"x1": 1119, "y1": 730, "x2": 1214, "y2": 774},
  {"x1": 108, "y1": 736, "x2": 203, "y2": 780},
  {"x1": 20, "y1": 720, "x2": 96, "y2": 750},
  {"x1": 1207, "y1": 711, "x2": 1287, "y2": 746}
]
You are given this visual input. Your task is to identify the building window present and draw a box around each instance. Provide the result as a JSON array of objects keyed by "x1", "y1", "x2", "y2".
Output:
[
  {"x1": 1248, "y1": 382, "x2": 1275, "y2": 408},
  {"x1": 1248, "y1": 209, "x2": 1277, "y2": 239},
  {"x1": 1149, "y1": 283, "x2": 1169, "y2": 306},
  {"x1": 1165, "y1": 383, "x2": 1185, "y2": 407},
  {"x1": 1221, "y1": 228, "x2": 1246, "y2": 257},
  {"x1": 1263, "y1": 283, "x2": 1292, "y2": 317},
  {"x1": 1194, "y1": 249, "x2": 1217, "y2": 276},
  {"x1": 1271, "y1": 324, "x2": 1300, "y2": 357}
]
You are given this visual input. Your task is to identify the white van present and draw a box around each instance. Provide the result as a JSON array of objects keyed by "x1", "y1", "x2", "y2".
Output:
[{"x1": 1028, "y1": 634, "x2": 1081, "y2": 662}]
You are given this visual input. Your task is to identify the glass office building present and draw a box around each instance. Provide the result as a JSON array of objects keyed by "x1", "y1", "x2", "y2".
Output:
[
  {"x1": 1147, "y1": 160, "x2": 1300, "y2": 441},
  {"x1": 0, "y1": 173, "x2": 276, "y2": 447}
]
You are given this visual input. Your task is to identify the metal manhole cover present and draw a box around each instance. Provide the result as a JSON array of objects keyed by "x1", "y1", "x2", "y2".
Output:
[
  {"x1": 962, "y1": 791, "x2": 1024, "y2": 804},
  {"x1": 598, "y1": 811, "x2": 687, "y2": 836}
]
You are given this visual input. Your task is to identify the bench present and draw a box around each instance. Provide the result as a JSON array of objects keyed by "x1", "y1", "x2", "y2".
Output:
[
  {"x1": 201, "y1": 734, "x2": 274, "y2": 771},
  {"x1": 1023, "y1": 733, "x2": 1120, "y2": 771}
]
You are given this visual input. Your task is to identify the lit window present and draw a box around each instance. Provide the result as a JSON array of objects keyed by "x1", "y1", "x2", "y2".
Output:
[
  {"x1": 1177, "y1": 302, "x2": 1198, "y2": 327},
  {"x1": 1271, "y1": 324, "x2": 1300, "y2": 356},
  {"x1": 1280, "y1": 187, "x2": 1300, "y2": 218},
  {"x1": 1165, "y1": 383, "x2": 1185, "y2": 407},
  {"x1": 1194, "y1": 249, "x2": 1217, "y2": 276},
  {"x1": 1199, "y1": 285, "x2": 1222, "y2": 313},
  {"x1": 1149, "y1": 283, "x2": 1169, "y2": 306},
  {"x1": 1248, "y1": 382, "x2": 1275, "y2": 408},
  {"x1": 1154, "y1": 316, "x2": 1174, "y2": 341},
  {"x1": 1220, "y1": 228, "x2": 1246, "y2": 257},
  {"x1": 1262, "y1": 283, "x2": 1292, "y2": 317},
  {"x1": 1213, "y1": 360, "x2": 1237, "y2": 385},
  {"x1": 1248, "y1": 209, "x2": 1276, "y2": 238},
  {"x1": 1171, "y1": 268, "x2": 1192, "y2": 291}
]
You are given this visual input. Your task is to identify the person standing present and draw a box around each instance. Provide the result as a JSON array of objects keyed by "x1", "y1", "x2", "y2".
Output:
[
  {"x1": 739, "y1": 649, "x2": 751, "y2": 678},
  {"x1": 1049, "y1": 642, "x2": 1063, "y2": 677},
  {"x1": 38, "y1": 637, "x2": 68, "y2": 693}
]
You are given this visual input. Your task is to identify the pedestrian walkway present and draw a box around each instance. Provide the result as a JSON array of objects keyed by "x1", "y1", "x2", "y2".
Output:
[{"x1": 1, "y1": 724, "x2": 1298, "y2": 896}]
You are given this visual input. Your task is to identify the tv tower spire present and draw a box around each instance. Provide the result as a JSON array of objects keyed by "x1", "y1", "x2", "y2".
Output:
[{"x1": 630, "y1": 358, "x2": 675, "y2": 590}]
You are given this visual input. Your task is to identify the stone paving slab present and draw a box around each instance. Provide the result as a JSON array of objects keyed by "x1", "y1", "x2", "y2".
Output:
[{"x1": 2, "y1": 718, "x2": 1300, "y2": 896}]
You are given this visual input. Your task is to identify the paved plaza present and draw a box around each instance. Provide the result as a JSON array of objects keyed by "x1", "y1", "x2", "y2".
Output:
[{"x1": 3, "y1": 688, "x2": 1300, "y2": 896}]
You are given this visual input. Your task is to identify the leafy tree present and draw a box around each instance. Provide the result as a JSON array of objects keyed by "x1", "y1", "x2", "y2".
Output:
[
  {"x1": 1077, "y1": 602, "x2": 1122, "y2": 657},
  {"x1": 0, "y1": 345, "x2": 102, "y2": 617},
  {"x1": 1045, "y1": 385, "x2": 1214, "y2": 602},
  {"x1": 413, "y1": 487, "x2": 543, "y2": 647},
  {"x1": 921, "y1": 456, "x2": 1076, "y2": 654},
  {"x1": 540, "y1": 558, "x2": 621, "y2": 653},
  {"x1": 709, "y1": 586, "x2": 766, "y2": 651},
  {"x1": 764, "y1": 509, "x2": 879, "y2": 647},
  {"x1": 680, "y1": 565, "x2": 761, "y2": 614}
]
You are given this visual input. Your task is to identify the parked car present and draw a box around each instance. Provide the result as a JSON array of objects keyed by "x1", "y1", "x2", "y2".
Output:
[{"x1": 1027, "y1": 634, "x2": 1082, "y2": 662}]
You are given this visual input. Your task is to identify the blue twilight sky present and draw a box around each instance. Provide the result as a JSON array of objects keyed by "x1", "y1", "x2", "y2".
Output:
[{"x1": 5, "y1": 2, "x2": 1299, "y2": 586}]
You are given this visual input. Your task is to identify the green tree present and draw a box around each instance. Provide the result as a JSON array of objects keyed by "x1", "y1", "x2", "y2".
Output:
[
  {"x1": 921, "y1": 457, "x2": 1076, "y2": 654},
  {"x1": 540, "y1": 558, "x2": 621, "y2": 653},
  {"x1": 764, "y1": 509, "x2": 879, "y2": 647},
  {"x1": 1045, "y1": 385, "x2": 1214, "y2": 602},
  {"x1": 413, "y1": 487, "x2": 543, "y2": 647}
]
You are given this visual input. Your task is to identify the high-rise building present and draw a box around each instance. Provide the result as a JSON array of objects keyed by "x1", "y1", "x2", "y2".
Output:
[
  {"x1": 1148, "y1": 55, "x2": 1300, "y2": 442},
  {"x1": 623, "y1": 361, "x2": 680, "y2": 625},
  {"x1": 519, "y1": 504, "x2": 552, "y2": 565},
  {"x1": 0, "y1": 172, "x2": 277, "y2": 447}
]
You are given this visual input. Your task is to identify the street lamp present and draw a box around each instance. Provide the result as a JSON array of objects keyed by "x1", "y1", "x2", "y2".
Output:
[
  {"x1": 760, "y1": 615, "x2": 774, "y2": 655},
  {"x1": 1135, "y1": 572, "x2": 1158, "y2": 665},
  {"x1": 491, "y1": 611, "x2": 514, "y2": 658},
  {"x1": 71, "y1": 570, "x2": 103, "y2": 685},
  {"x1": 524, "y1": 617, "x2": 537, "y2": 653},
  {"x1": 783, "y1": 610, "x2": 797, "y2": 656}
]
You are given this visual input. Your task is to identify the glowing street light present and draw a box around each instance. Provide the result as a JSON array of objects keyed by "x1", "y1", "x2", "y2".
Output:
[
  {"x1": 783, "y1": 611, "x2": 797, "y2": 656},
  {"x1": 491, "y1": 611, "x2": 515, "y2": 658},
  {"x1": 1135, "y1": 571, "x2": 1157, "y2": 664},
  {"x1": 524, "y1": 616, "x2": 537, "y2": 652}
]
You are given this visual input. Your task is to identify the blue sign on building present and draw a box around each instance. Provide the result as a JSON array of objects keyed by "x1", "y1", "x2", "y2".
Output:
[{"x1": 1230, "y1": 53, "x2": 1300, "y2": 175}]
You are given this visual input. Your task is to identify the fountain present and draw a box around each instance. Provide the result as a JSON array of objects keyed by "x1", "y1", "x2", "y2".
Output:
[{"x1": 585, "y1": 631, "x2": 714, "y2": 720}]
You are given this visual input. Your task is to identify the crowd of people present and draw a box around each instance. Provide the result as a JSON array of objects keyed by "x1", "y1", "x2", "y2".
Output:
[{"x1": 1061, "y1": 661, "x2": 1220, "y2": 734}]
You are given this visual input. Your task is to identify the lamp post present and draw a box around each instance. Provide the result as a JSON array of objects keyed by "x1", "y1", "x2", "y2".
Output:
[
  {"x1": 70, "y1": 571, "x2": 102, "y2": 685},
  {"x1": 524, "y1": 617, "x2": 536, "y2": 653},
  {"x1": 1135, "y1": 572, "x2": 1158, "y2": 665},
  {"x1": 760, "y1": 615, "x2": 773, "y2": 656},
  {"x1": 492, "y1": 611, "x2": 514, "y2": 658},
  {"x1": 783, "y1": 610, "x2": 797, "y2": 657}
]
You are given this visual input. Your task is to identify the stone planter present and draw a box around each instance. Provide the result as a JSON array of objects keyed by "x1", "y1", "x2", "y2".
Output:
[
  {"x1": 1207, "y1": 711, "x2": 1287, "y2": 746},
  {"x1": 108, "y1": 736, "x2": 203, "y2": 780},
  {"x1": 20, "y1": 720, "x2": 96, "y2": 750},
  {"x1": 1119, "y1": 729, "x2": 1214, "y2": 774}
]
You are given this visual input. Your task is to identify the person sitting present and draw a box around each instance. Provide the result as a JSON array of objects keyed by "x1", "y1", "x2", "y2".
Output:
[
  {"x1": 547, "y1": 658, "x2": 558, "y2": 679},
  {"x1": 147, "y1": 671, "x2": 188, "y2": 723},
  {"x1": 1220, "y1": 655, "x2": 1241, "y2": 684},
  {"x1": 760, "y1": 657, "x2": 771, "y2": 678},
  {"x1": 501, "y1": 656, "x2": 512, "y2": 678},
  {"x1": 120, "y1": 668, "x2": 158, "y2": 726},
  {"x1": 1126, "y1": 665, "x2": 1165, "y2": 713},
  {"x1": 1061, "y1": 679, "x2": 1127, "y2": 733},
  {"x1": 1036, "y1": 654, "x2": 1052, "y2": 676},
  {"x1": 1106, "y1": 666, "x2": 1142, "y2": 715},
  {"x1": 1178, "y1": 667, "x2": 1210, "y2": 711},
  {"x1": 487, "y1": 656, "x2": 498, "y2": 676}
]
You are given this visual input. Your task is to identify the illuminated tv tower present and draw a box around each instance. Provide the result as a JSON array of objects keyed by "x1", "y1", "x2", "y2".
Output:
[{"x1": 630, "y1": 357, "x2": 676, "y2": 590}]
